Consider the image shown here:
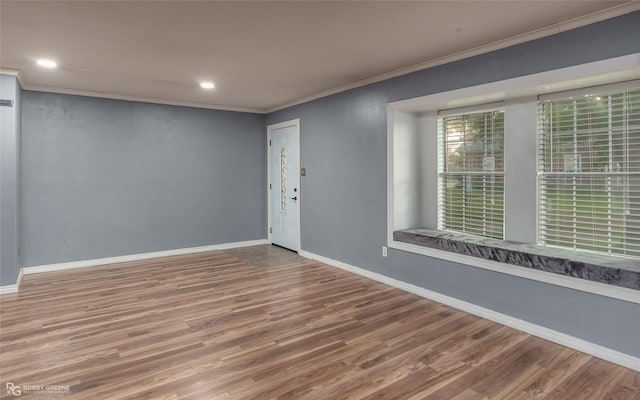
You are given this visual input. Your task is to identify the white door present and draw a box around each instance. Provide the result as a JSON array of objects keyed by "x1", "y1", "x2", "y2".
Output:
[{"x1": 268, "y1": 120, "x2": 300, "y2": 251}]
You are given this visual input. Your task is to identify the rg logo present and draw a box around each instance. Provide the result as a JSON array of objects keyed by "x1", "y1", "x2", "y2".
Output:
[{"x1": 6, "y1": 382, "x2": 21, "y2": 396}]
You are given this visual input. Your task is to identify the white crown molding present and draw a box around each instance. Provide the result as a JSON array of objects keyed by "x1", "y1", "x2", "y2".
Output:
[
  {"x1": 20, "y1": 239, "x2": 268, "y2": 275},
  {"x1": 5, "y1": 3, "x2": 639, "y2": 114},
  {"x1": 0, "y1": 68, "x2": 25, "y2": 88},
  {"x1": 19, "y1": 84, "x2": 265, "y2": 114},
  {"x1": 299, "y1": 250, "x2": 640, "y2": 372},
  {"x1": 0, "y1": 68, "x2": 20, "y2": 75},
  {"x1": 265, "y1": 1, "x2": 640, "y2": 113}
]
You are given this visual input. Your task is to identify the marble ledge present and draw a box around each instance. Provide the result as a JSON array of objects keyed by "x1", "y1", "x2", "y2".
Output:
[{"x1": 393, "y1": 228, "x2": 640, "y2": 291}]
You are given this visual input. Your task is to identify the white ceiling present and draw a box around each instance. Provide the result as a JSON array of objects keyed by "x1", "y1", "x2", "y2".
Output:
[{"x1": 1, "y1": 1, "x2": 638, "y2": 113}]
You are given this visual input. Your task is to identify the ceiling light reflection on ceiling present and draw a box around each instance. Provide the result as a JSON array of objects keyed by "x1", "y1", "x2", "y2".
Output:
[
  {"x1": 36, "y1": 59, "x2": 57, "y2": 68},
  {"x1": 200, "y1": 81, "x2": 215, "y2": 89}
]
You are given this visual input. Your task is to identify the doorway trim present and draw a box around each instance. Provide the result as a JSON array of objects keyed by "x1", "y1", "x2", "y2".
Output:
[{"x1": 267, "y1": 118, "x2": 301, "y2": 251}]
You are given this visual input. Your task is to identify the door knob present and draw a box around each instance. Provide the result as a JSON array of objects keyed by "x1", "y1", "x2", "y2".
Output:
[{"x1": 290, "y1": 196, "x2": 298, "y2": 201}]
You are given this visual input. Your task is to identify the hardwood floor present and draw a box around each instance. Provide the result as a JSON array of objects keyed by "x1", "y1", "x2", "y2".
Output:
[{"x1": 1, "y1": 245, "x2": 638, "y2": 399}]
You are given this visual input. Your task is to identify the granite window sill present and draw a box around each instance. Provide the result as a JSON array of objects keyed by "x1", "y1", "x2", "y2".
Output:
[{"x1": 393, "y1": 228, "x2": 640, "y2": 291}]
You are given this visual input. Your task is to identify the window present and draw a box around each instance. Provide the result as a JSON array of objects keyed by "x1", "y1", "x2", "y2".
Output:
[
  {"x1": 538, "y1": 87, "x2": 640, "y2": 258},
  {"x1": 438, "y1": 109, "x2": 505, "y2": 239},
  {"x1": 389, "y1": 54, "x2": 640, "y2": 296}
]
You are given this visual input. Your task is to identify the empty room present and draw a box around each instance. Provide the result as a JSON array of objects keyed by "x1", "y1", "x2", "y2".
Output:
[{"x1": 1, "y1": 1, "x2": 640, "y2": 399}]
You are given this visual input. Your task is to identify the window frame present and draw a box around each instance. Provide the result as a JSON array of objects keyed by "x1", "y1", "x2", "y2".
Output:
[
  {"x1": 437, "y1": 108, "x2": 506, "y2": 240},
  {"x1": 537, "y1": 85, "x2": 640, "y2": 259},
  {"x1": 386, "y1": 53, "x2": 640, "y2": 303}
]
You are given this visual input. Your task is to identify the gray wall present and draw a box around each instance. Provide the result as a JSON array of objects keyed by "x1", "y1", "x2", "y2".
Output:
[
  {"x1": 0, "y1": 74, "x2": 21, "y2": 286},
  {"x1": 21, "y1": 92, "x2": 265, "y2": 267},
  {"x1": 267, "y1": 12, "x2": 640, "y2": 356}
]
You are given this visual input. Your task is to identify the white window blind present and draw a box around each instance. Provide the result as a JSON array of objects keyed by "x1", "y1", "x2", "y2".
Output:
[
  {"x1": 538, "y1": 87, "x2": 640, "y2": 259},
  {"x1": 438, "y1": 109, "x2": 505, "y2": 239}
]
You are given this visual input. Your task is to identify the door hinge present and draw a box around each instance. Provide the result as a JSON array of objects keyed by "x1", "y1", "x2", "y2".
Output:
[
  {"x1": 269, "y1": 183, "x2": 272, "y2": 190},
  {"x1": 269, "y1": 227, "x2": 272, "y2": 234},
  {"x1": 269, "y1": 139, "x2": 271, "y2": 146}
]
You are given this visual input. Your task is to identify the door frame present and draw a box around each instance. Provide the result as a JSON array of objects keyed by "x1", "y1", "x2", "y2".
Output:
[{"x1": 267, "y1": 118, "x2": 301, "y2": 251}]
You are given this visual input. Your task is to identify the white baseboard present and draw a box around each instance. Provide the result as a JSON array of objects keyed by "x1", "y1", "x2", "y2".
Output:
[
  {"x1": 16, "y1": 268, "x2": 23, "y2": 287},
  {"x1": 299, "y1": 250, "x2": 640, "y2": 372},
  {"x1": 21, "y1": 239, "x2": 269, "y2": 275},
  {"x1": 0, "y1": 284, "x2": 18, "y2": 295}
]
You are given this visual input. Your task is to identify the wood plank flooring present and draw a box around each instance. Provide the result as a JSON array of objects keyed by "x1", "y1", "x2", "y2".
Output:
[{"x1": 1, "y1": 245, "x2": 638, "y2": 399}]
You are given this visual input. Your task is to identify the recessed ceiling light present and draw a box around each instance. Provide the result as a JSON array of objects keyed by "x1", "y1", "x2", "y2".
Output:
[
  {"x1": 200, "y1": 81, "x2": 215, "y2": 89},
  {"x1": 36, "y1": 59, "x2": 57, "y2": 68}
]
